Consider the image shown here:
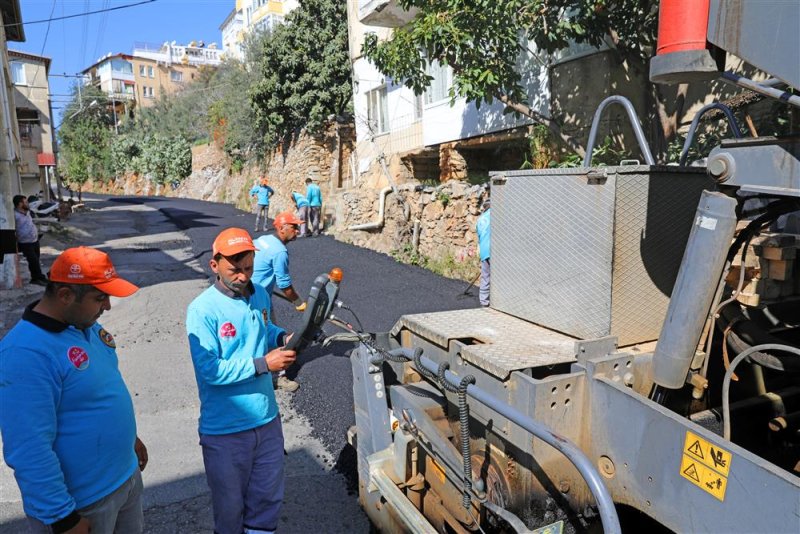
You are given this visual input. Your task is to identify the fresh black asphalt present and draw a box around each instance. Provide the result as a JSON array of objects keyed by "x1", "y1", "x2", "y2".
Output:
[{"x1": 107, "y1": 195, "x2": 479, "y2": 482}]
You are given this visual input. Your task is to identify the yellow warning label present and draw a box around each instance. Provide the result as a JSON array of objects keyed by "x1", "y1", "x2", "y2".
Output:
[
  {"x1": 683, "y1": 431, "x2": 732, "y2": 477},
  {"x1": 680, "y1": 454, "x2": 728, "y2": 501}
]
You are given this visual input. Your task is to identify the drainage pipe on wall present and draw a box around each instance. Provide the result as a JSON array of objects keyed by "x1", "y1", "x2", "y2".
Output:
[{"x1": 348, "y1": 186, "x2": 394, "y2": 231}]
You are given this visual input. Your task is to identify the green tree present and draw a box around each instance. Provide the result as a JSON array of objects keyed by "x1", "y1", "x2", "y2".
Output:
[
  {"x1": 138, "y1": 134, "x2": 192, "y2": 189},
  {"x1": 362, "y1": 0, "x2": 665, "y2": 157},
  {"x1": 249, "y1": 0, "x2": 353, "y2": 145},
  {"x1": 58, "y1": 85, "x2": 115, "y2": 199}
]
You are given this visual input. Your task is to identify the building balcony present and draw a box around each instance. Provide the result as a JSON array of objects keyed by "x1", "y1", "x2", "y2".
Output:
[{"x1": 358, "y1": 0, "x2": 418, "y2": 28}]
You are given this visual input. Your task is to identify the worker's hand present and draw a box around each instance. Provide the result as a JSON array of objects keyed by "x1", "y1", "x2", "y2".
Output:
[
  {"x1": 65, "y1": 517, "x2": 91, "y2": 533},
  {"x1": 135, "y1": 436, "x2": 148, "y2": 472},
  {"x1": 295, "y1": 302, "x2": 307, "y2": 312},
  {"x1": 266, "y1": 346, "x2": 296, "y2": 373}
]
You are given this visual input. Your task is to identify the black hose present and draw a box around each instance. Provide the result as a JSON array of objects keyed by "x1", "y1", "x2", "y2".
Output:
[
  {"x1": 719, "y1": 303, "x2": 800, "y2": 372},
  {"x1": 458, "y1": 374, "x2": 476, "y2": 509}
]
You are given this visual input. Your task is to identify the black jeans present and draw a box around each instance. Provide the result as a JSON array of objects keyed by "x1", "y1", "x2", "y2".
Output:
[{"x1": 18, "y1": 240, "x2": 44, "y2": 281}]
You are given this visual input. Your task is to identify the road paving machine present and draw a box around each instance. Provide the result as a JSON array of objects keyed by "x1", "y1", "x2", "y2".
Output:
[{"x1": 329, "y1": 1, "x2": 800, "y2": 532}]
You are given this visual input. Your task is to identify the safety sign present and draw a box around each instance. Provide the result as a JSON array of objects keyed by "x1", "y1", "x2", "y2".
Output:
[{"x1": 679, "y1": 431, "x2": 732, "y2": 501}]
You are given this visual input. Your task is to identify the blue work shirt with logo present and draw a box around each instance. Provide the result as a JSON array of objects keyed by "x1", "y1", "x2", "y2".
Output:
[
  {"x1": 249, "y1": 185, "x2": 274, "y2": 206},
  {"x1": 186, "y1": 281, "x2": 286, "y2": 435},
  {"x1": 292, "y1": 192, "x2": 309, "y2": 208},
  {"x1": 305, "y1": 183, "x2": 322, "y2": 207},
  {"x1": 252, "y1": 234, "x2": 292, "y2": 296},
  {"x1": 0, "y1": 305, "x2": 138, "y2": 525},
  {"x1": 477, "y1": 208, "x2": 491, "y2": 261}
]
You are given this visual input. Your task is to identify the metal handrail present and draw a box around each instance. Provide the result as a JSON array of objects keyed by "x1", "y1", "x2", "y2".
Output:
[
  {"x1": 385, "y1": 347, "x2": 622, "y2": 534},
  {"x1": 584, "y1": 95, "x2": 655, "y2": 167},
  {"x1": 679, "y1": 103, "x2": 742, "y2": 166}
]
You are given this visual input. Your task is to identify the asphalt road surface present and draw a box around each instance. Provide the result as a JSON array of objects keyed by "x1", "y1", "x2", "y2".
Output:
[{"x1": 0, "y1": 195, "x2": 479, "y2": 532}]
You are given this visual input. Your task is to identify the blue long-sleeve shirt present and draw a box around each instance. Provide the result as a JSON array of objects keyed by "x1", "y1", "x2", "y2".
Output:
[
  {"x1": 186, "y1": 281, "x2": 286, "y2": 435},
  {"x1": 0, "y1": 305, "x2": 138, "y2": 525},
  {"x1": 305, "y1": 183, "x2": 322, "y2": 207},
  {"x1": 252, "y1": 235, "x2": 292, "y2": 295},
  {"x1": 477, "y1": 208, "x2": 491, "y2": 261},
  {"x1": 292, "y1": 192, "x2": 309, "y2": 208},
  {"x1": 249, "y1": 185, "x2": 274, "y2": 206}
]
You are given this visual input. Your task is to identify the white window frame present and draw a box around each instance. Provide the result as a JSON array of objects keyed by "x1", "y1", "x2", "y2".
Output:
[
  {"x1": 170, "y1": 70, "x2": 183, "y2": 82},
  {"x1": 10, "y1": 62, "x2": 26, "y2": 85},
  {"x1": 139, "y1": 65, "x2": 146, "y2": 76},
  {"x1": 424, "y1": 60, "x2": 453, "y2": 105},
  {"x1": 148, "y1": 66, "x2": 154, "y2": 78},
  {"x1": 366, "y1": 85, "x2": 389, "y2": 135}
]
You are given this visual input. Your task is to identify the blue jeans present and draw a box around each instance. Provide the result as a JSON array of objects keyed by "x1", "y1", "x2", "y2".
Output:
[
  {"x1": 26, "y1": 470, "x2": 143, "y2": 534},
  {"x1": 200, "y1": 418, "x2": 285, "y2": 534}
]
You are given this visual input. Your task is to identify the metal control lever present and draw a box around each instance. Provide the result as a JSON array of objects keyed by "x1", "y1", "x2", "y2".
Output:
[{"x1": 283, "y1": 268, "x2": 343, "y2": 355}]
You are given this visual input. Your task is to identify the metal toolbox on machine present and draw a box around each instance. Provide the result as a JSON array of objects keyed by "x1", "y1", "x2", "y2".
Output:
[{"x1": 490, "y1": 165, "x2": 712, "y2": 346}]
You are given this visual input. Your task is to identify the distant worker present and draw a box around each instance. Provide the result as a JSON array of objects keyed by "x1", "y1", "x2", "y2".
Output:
[
  {"x1": 291, "y1": 191, "x2": 310, "y2": 237},
  {"x1": 186, "y1": 228, "x2": 296, "y2": 534},
  {"x1": 476, "y1": 200, "x2": 491, "y2": 307},
  {"x1": 0, "y1": 246, "x2": 147, "y2": 534},
  {"x1": 13, "y1": 194, "x2": 47, "y2": 286},
  {"x1": 250, "y1": 177, "x2": 275, "y2": 233},
  {"x1": 305, "y1": 178, "x2": 323, "y2": 236},
  {"x1": 253, "y1": 212, "x2": 305, "y2": 392}
]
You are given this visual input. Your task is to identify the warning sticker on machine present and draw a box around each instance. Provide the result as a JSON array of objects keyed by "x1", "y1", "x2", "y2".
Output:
[
  {"x1": 680, "y1": 454, "x2": 728, "y2": 501},
  {"x1": 683, "y1": 431, "x2": 732, "y2": 477}
]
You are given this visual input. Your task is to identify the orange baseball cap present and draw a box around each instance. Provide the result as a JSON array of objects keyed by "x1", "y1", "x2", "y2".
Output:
[
  {"x1": 273, "y1": 212, "x2": 304, "y2": 228},
  {"x1": 49, "y1": 247, "x2": 139, "y2": 297},
  {"x1": 212, "y1": 227, "x2": 257, "y2": 257}
]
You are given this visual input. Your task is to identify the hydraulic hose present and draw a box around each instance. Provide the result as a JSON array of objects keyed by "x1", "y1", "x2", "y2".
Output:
[
  {"x1": 718, "y1": 303, "x2": 800, "y2": 372},
  {"x1": 723, "y1": 344, "x2": 800, "y2": 440},
  {"x1": 377, "y1": 347, "x2": 622, "y2": 534}
]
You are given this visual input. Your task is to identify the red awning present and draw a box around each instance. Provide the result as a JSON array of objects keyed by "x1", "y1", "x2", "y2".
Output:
[{"x1": 37, "y1": 153, "x2": 55, "y2": 166}]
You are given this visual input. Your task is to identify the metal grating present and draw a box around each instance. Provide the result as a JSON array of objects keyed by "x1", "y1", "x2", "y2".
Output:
[{"x1": 392, "y1": 307, "x2": 577, "y2": 379}]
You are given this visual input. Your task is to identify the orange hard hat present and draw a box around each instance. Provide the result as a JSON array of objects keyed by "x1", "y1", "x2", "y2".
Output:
[
  {"x1": 273, "y1": 212, "x2": 304, "y2": 228},
  {"x1": 212, "y1": 227, "x2": 257, "y2": 257},
  {"x1": 49, "y1": 247, "x2": 139, "y2": 297}
]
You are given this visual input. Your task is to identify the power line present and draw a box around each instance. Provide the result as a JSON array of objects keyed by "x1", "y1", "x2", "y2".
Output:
[{"x1": 2, "y1": 0, "x2": 157, "y2": 29}]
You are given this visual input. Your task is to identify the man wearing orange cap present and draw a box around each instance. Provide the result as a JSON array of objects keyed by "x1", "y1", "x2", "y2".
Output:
[
  {"x1": 0, "y1": 247, "x2": 148, "y2": 534},
  {"x1": 186, "y1": 228, "x2": 297, "y2": 534},
  {"x1": 249, "y1": 177, "x2": 275, "y2": 233},
  {"x1": 252, "y1": 211, "x2": 305, "y2": 392}
]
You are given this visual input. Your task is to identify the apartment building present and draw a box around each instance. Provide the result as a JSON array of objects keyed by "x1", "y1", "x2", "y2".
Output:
[
  {"x1": 8, "y1": 50, "x2": 56, "y2": 198},
  {"x1": 219, "y1": 0, "x2": 299, "y2": 61},
  {"x1": 347, "y1": 0, "x2": 547, "y2": 185},
  {"x1": 82, "y1": 42, "x2": 221, "y2": 113}
]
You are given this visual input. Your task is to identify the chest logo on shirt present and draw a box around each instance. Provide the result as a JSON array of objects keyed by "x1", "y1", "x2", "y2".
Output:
[
  {"x1": 220, "y1": 322, "x2": 237, "y2": 338},
  {"x1": 67, "y1": 346, "x2": 90, "y2": 370},
  {"x1": 98, "y1": 328, "x2": 116, "y2": 348}
]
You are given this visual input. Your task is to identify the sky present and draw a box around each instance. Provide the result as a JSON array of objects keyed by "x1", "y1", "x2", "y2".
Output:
[{"x1": 12, "y1": 0, "x2": 233, "y2": 124}]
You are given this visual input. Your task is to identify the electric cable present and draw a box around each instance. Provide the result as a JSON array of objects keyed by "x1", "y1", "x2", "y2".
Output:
[{"x1": 3, "y1": 0, "x2": 157, "y2": 28}]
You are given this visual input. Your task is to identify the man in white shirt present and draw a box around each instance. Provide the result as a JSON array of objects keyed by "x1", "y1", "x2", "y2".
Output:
[{"x1": 13, "y1": 195, "x2": 47, "y2": 286}]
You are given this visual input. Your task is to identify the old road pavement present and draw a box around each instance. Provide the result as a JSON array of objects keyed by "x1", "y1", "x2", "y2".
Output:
[{"x1": 0, "y1": 195, "x2": 478, "y2": 533}]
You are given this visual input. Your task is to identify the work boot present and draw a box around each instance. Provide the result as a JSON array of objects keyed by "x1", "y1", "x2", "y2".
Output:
[{"x1": 274, "y1": 375, "x2": 300, "y2": 392}]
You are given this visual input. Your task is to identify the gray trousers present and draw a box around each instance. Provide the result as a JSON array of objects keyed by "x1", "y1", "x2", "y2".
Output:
[
  {"x1": 479, "y1": 259, "x2": 491, "y2": 306},
  {"x1": 296, "y1": 206, "x2": 308, "y2": 236},
  {"x1": 200, "y1": 418, "x2": 285, "y2": 534},
  {"x1": 308, "y1": 207, "x2": 321, "y2": 235},
  {"x1": 26, "y1": 470, "x2": 143, "y2": 534},
  {"x1": 254, "y1": 204, "x2": 269, "y2": 231}
]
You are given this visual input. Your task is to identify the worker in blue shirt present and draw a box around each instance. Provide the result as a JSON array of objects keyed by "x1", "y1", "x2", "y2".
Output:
[
  {"x1": 252, "y1": 212, "x2": 305, "y2": 392},
  {"x1": 249, "y1": 177, "x2": 274, "y2": 233},
  {"x1": 291, "y1": 191, "x2": 309, "y2": 237},
  {"x1": 0, "y1": 246, "x2": 147, "y2": 534},
  {"x1": 305, "y1": 177, "x2": 323, "y2": 236},
  {"x1": 476, "y1": 200, "x2": 491, "y2": 307},
  {"x1": 186, "y1": 227, "x2": 296, "y2": 534}
]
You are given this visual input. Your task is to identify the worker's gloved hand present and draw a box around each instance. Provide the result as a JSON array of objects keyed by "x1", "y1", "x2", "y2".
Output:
[{"x1": 295, "y1": 302, "x2": 307, "y2": 312}]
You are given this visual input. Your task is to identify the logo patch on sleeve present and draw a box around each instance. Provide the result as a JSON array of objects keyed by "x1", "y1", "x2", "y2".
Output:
[
  {"x1": 220, "y1": 322, "x2": 237, "y2": 338},
  {"x1": 98, "y1": 328, "x2": 116, "y2": 348},
  {"x1": 67, "y1": 346, "x2": 90, "y2": 370}
]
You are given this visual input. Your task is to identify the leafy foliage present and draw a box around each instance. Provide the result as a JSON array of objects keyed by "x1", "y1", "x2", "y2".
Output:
[
  {"x1": 363, "y1": 0, "x2": 659, "y2": 152},
  {"x1": 249, "y1": 0, "x2": 353, "y2": 145},
  {"x1": 57, "y1": 85, "x2": 115, "y2": 190}
]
